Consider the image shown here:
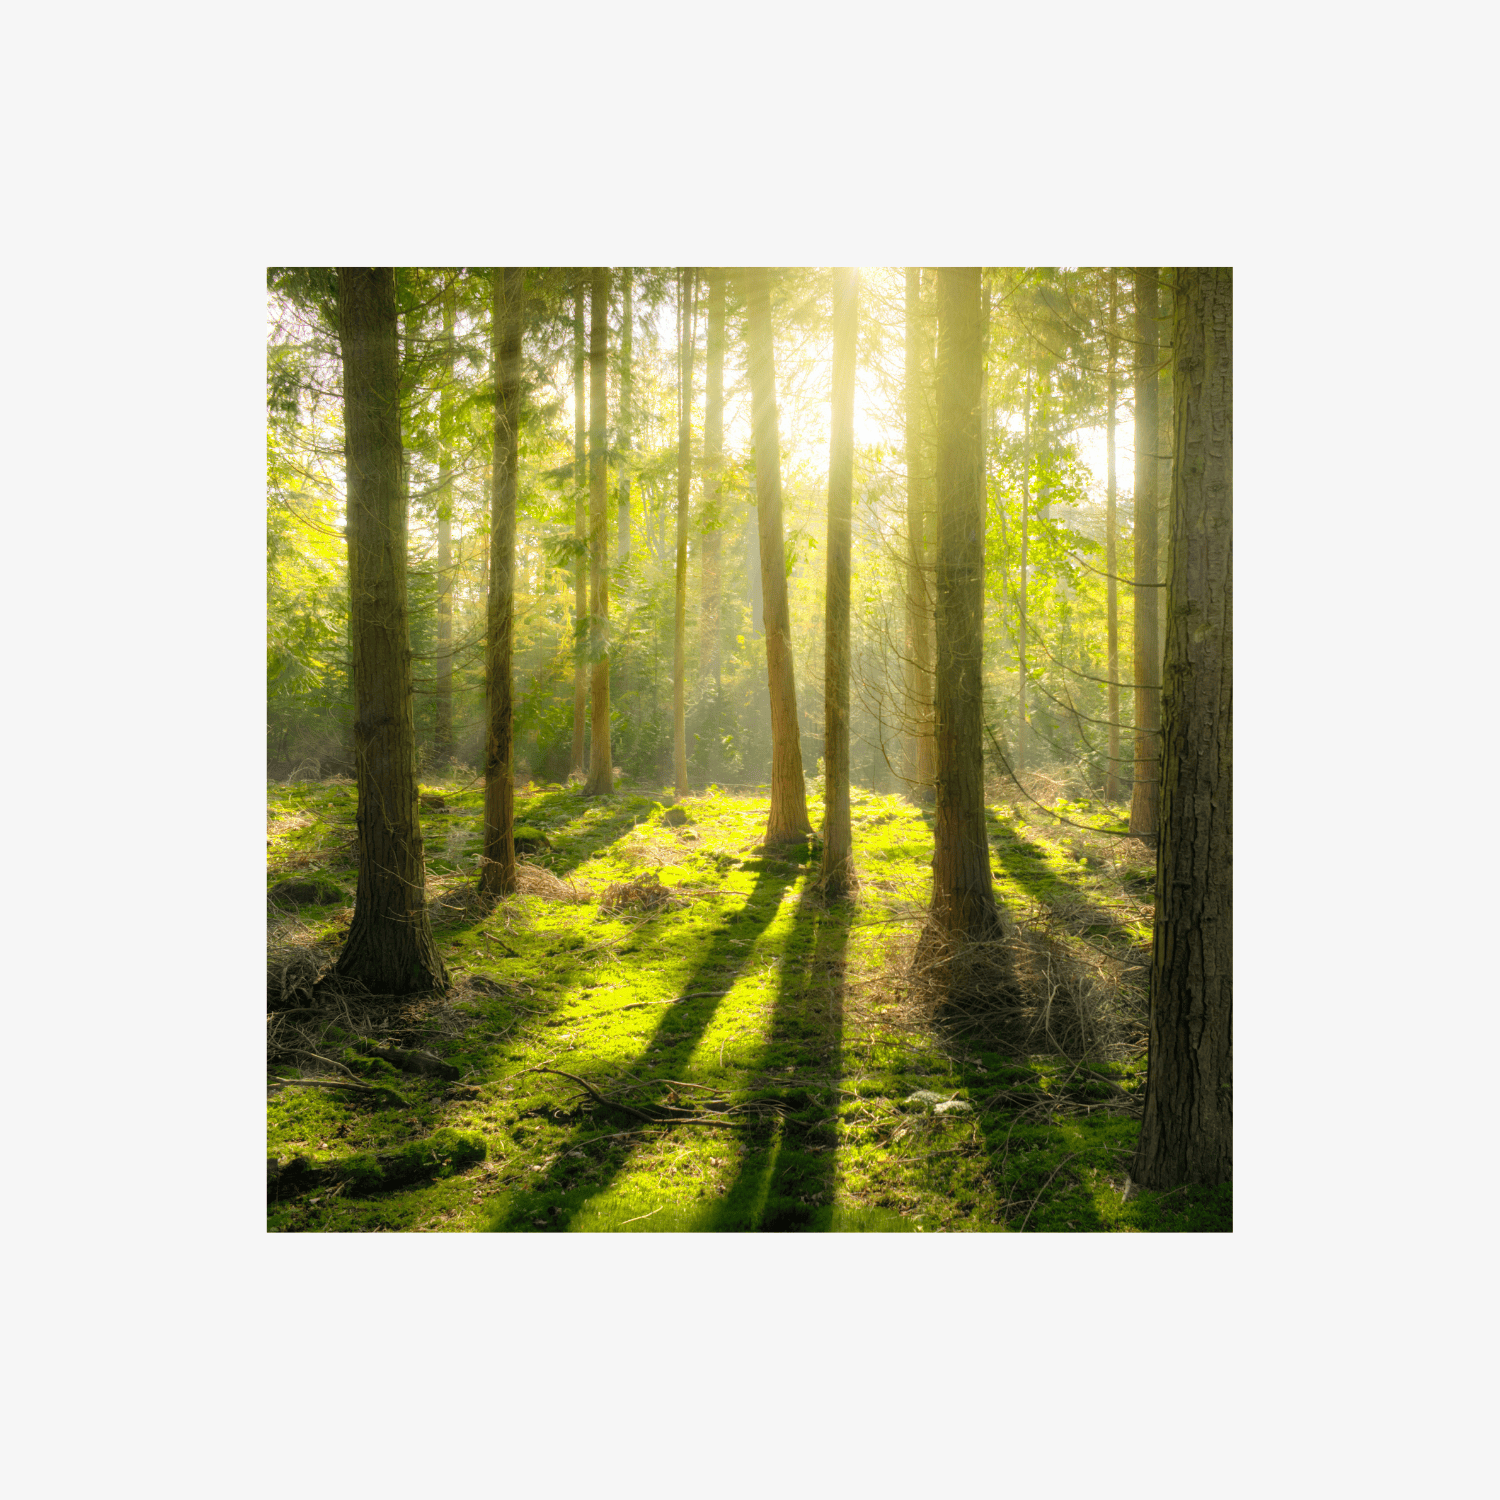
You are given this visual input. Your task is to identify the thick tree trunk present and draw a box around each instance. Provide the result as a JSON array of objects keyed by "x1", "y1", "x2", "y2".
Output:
[
  {"x1": 925, "y1": 267, "x2": 1001, "y2": 945},
  {"x1": 1105, "y1": 271, "x2": 1121, "y2": 800},
  {"x1": 570, "y1": 280, "x2": 588, "y2": 776},
  {"x1": 1130, "y1": 268, "x2": 1162, "y2": 836},
  {"x1": 332, "y1": 267, "x2": 447, "y2": 995},
  {"x1": 819, "y1": 267, "x2": 858, "y2": 896},
  {"x1": 585, "y1": 267, "x2": 614, "y2": 796},
  {"x1": 673, "y1": 269, "x2": 697, "y2": 797},
  {"x1": 903, "y1": 269, "x2": 936, "y2": 800},
  {"x1": 743, "y1": 266, "x2": 812, "y2": 843},
  {"x1": 1132, "y1": 266, "x2": 1232, "y2": 1189},
  {"x1": 481, "y1": 267, "x2": 524, "y2": 894},
  {"x1": 434, "y1": 279, "x2": 455, "y2": 767}
]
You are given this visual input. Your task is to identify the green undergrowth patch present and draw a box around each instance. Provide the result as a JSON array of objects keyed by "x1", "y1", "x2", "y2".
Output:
[{"x1": 268, "y1": 773, "x2": 1226, "y2": 1233}]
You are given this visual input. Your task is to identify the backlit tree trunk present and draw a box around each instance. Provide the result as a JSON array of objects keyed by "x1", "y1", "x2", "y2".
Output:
[
  {"x1": 1017, "y1": 359, "x2": 1031, "y2": 776},
  {"x1": 585, "y1": 267, "x2": 614, "y2": 796},
  {"x1": 618, "y1": 268, "x2": 633, "y2": 565},
  {"x1": 700, "y1": 269, "x2": 725, "y2": 686},
  {"x1": 1132, "y1": 266, "x2": 1232, "y2": 1189},
  {"x1": 672, "y1": 268, "x2": 697, "y2": 797},
  {"x1": 570, "y1": 279, "x2": 588, "y2": 776},
  {"x1": 1157, "y1": 268, "x2": 1174, "y2": 685},
  {"x1": 1130, "y1": 267, "x2": 1161, "y2": 836},
  {"x1": 434, "y1": 278, "x2": 456, "y2": 767},
  {"x1": 903, "y1": 268, "x2": 935, "y2": 800},
  {"x1": 1105, "y1": 271, "x2": 1121, "y2": 800},
  {"x1": 926, "y1": 267, "x2": 1001, "y2": 944},
  {"x1": 332, "y1": 266, "x2": 448, "y2": 995},
  {"x1": 743, "y1": 266, "x2": 812, "y2": 844},
  {"x1": 819, "y1": 267, "x2": 858, "y2": 896},
  {"x1": 481, "y1": 267, "x2": 524, "y2": 894}
]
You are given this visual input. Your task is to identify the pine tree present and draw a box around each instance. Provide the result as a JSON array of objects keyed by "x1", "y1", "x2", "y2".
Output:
[
  {"x1": 1129, "y1": 268, "x2": 1162, "y2": 836},
  {"x1": 585, "y1": 267, "x2": 614, "y2": 796}
]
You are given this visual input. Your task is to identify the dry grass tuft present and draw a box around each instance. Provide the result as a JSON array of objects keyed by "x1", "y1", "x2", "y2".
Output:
[
  {"x1": 599, "y1": 870, "x2": 685, "y2": 915},
  {"x1": 514, "y1": 862, "x2": 589, "y2": 902}
]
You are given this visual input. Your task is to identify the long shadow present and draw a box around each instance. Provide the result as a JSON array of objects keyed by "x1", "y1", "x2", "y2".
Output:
[
  {"x1": 514, "y1": 791, "x2": 657, "y2": 879},
  {"x1": 697, "y1": 885, "x2": 851, "y2": 1231},
  {"x1": 482, "y1": 858, "x2": 800, "y2": 1231}
]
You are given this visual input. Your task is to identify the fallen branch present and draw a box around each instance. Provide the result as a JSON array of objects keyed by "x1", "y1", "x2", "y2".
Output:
[{"x1": 267, "y1": 1075, "x2": 410, "y2": 1107}]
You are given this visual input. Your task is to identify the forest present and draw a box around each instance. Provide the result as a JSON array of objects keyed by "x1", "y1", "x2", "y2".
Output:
[{"x1": 265, "y1": 265, "x2": 1231, "y2": 1233}]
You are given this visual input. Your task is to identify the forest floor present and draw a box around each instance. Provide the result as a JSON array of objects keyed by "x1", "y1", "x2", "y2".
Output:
[{"x1": 266, "y1": 772, "x2": 1231, "y2": 1232}]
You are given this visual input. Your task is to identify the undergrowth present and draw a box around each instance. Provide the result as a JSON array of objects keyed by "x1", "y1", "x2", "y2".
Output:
[{"x1": 266, "y1": 773, "x2": 1230, "y2": 1233}]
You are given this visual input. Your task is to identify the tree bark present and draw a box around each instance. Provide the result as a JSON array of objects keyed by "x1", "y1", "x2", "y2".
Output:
[
  {"x1": 1105, "y1": 270, "x2": 1121, "y2": 800},
  {"x1": 1157, "y1": 267, "x2": 1174, "y2": 685},
  {"x1": 903, "y1": 268, "x2": 935, "y2": 800},
  {"x1": 700, "y1": 269, "x2": 725, "y2": 687},
  {"x1": 481, "y1": 267, "x2": 524, "y2": 894},
  {"x1": 1017, "y1": 358, "x2": 1031, "y2": 777},
  {"x1": 618, "y1": 268, "x2": 633, "y2": 565},
  {"x1": 332, "y1": 267, "x2": 447, "y2": 995},
  {"x1": 434, "y1": 277, "x2": 456, "y2": 768},
  {"x1": 743, "y1": 267, "x2": 812, "y2": 844},
  {"x1": 570, "y1": 279, "x2": 588, "y2": 776},
  {"x1": 673, "y1": 269, "x2": 697, "y2": 798},
  {"x1": 819, "y1": 267, "x2": 858, "y2": 896},
  {"x1": 1132, "y1": 266, "x2": 1232, "y2": 1189},
  {"x1": 1129, "y1": 268, "x2": 1161, "y2": 836},
  {"x1": 926, "y1": 267, "x2": 1001, "y2": 944},
  {"x1": 585, "y1": 267, "x2": 614, "y2": 796}
]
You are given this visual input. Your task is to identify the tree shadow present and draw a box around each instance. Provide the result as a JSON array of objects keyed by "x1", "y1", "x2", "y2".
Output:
[{"x1": 481, "y1": 860, "x2": 800, "y2": 1231}]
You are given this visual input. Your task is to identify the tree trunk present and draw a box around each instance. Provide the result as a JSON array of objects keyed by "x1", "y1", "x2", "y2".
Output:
[
  {"x1": 1157, "y1": 267, "x2": 1174, "y2": 685},
  {"x1": 1105, "y1": 271, "x2": 1121, "y2": 800},
  {"x1": 618, "y1": 269, "x2": 633, "y2": 565},
  {"x1": 743, "y1": 266, "x2": 812, "y2": 843},
  {"x1": 1017, "y1": 360, "x2": 1031, "y2": 777},
  {"x1": 332, "y1": 267, "x2": 447, "y2": 995},
  {"x1": 700, "y1": 270, "x2": 725, "y2": 687},
  {"x1": 481, "y1": 267, "x2": 524, "y2": 895},
  {"x1": 925, "y1": 267, "x2": 1001, "y2": 945},
  {"x1": 570, "y1": 279, "x2": 588, "y2": 776},
  {"x1": 819, "y1": 267, "x2": 858, "y2": 896},
  {"x1": 673, "y1": 269, "x2": 697, "y2": 798},
  {"x1": 1129, "y1": 268, "x2": 1161, "y2": 837},
  {"x1": 434, "y1": 278, "x2": 456, "y2": 768},
  {"x1": 1132, "y1": 266, "x2": 1232, "y2": 1189},
  {"x1": 903, "y1": 268, "x2": 936, "y2": 801},
  {"x1": 585, "y1": 267, "x2": 614, "y2": 797}
]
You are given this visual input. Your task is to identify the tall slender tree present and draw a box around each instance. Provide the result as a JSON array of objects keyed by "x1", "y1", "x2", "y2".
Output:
[
  {"x1": 1157, "y1": 267, "x2": 1174, "y2": 684},
  {"x1": 585, "y1": 267, "x2": 614, "y2": 796},
  {"x1": 332, "y1": 266, "x2": 447, "y2": 995},
  {"x1": 672, "y1": 268, "x2": 698, "y2": 797},
  {"x1": 1016, "y1": 352, "x2": 1033, "y2": 775},
  {"x1": 699, "y1": 270, "x2": 725, "y2": 687},
  {"x1": 743, "y1": 266, "x2": 812, "y2": 844},
  {"x1": 434, "y1": 277, "x2": 456, "y2": 767},
  {"x1": 1132, "y1": 266, "x2": 1232, "y2": 1189},
  {"x1": 924, "y1": 267, "x2": 1002, "y2": 948},
  {"x1": 903, "y1": 268, "x2": 935, "y2": 799},
  {"x1": 819, "y1": 268, "x2": 859, "y2": 896},
  {"x1": 1130, "y1": 268, "x2": 1161, "y2": 836},
  {"x1": 481, "y1": 267, "x2": 524, "y2": 894},
  {"x1": 570, "y1": 278, "x2": 588, "y2": 776},
  {"x1": 1105, "y1": 270, "x2": 1121, "y2": 800},
  {"x1": 618, "y1": 268, "x2": 633, "y2": 565}
]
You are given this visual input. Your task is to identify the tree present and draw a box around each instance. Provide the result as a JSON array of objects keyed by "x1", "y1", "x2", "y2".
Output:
[
  {"x1": 925, "y1": 267, "x2": 1002, "y2": 946},
  {"x1": 1105, "y1": 270, "x2": 1121, "y2": 799},
  {"x1": 480, "y1": 267, "x2": 524, "y2": 895},
  {"x1": 585, "y1": 267, "x2": 614, "y2": 796},
  {"x1": 618, "y1": 268, "x2": 633, "y2": 564},
  {"x1": 672, "y1": 268, "x2": 698, "y2": 797},
  {"x1": 1131, "y1": 266, "x2": 1232, "y2": 1189},
  {"x1": 743, "y1": 266, "x2": 812, "y2": 845},
  {"x1": 434, "y1": 276, "x2": 456, "y2": 767},
  {"x1": 699, "y1": 269, "x2": 726, "y2": 690},
  {"x1": 903, "y1": 268, "x2": 935, "y2": 799},
  {"x1": 819, "y1": 267, "x2": 858, "y2": 896},
  {"x1": 570, "y1": 278, "x2": 588, "y2": 777},
  {"x1": 331, "y1": 266, "x2": 448, "y2": 995},
  {"x1": 1129, "y1": 268, "x2": 1161, "y2": 837}
]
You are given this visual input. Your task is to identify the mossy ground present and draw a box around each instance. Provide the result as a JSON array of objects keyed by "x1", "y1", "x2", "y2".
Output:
[{"x1": 267, "y1": 775, "x2": 1231, "y2": 1233}]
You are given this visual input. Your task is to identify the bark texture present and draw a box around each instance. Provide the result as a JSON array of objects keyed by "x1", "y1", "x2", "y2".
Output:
[
  {"x1": 903, "y1": 268, "x2": 935, "y2": 799},
  {"x1": 618, "y1": 269, "x2": 633, "y2": 565},
  {"x1": 926, "y1": 268, "x2": 1000, "y2": 943},
  {"x1": 1129, "y1": 268, "x2": 1161, "y2": 836},
  {"x1": 699, "y1": 269, "x2": 725, "y2": 686},
  {"x1": 1132, "y1": 266, "x2": 1232, "y2": 1189},
  {"x1": 818, "y1": 267, "x2": 858, "y2": 896},
  {"x1": 743, "y1": 267, "x2": 812, "y2": 844},
  {"x1": 434, "y1": 278, "x2": 456, "y2": 766},
  {"x1": 585, "y1": 267, "x2": 614, "y2": 796},
  {"x1": 480, "y1": 267, "x2": 523, "y2": 895},
  {"x1": 1105, "y1": 271, "x2": 1120, "y2": 800},
  {"x1": 332, "y1": 267, "x2": 448, "y2": 995},
  {"x1": 570, "y1": 280, "x2": 588, "y2": 775}
]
